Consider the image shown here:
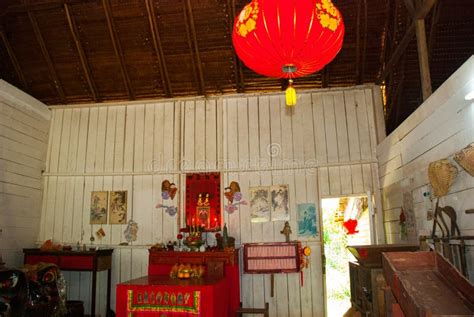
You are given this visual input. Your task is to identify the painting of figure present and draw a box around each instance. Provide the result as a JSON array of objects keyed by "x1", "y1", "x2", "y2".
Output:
[
  {"x1": 90, "y1": 191, "x2": 108, "y2": 224},
  {"x1": 270, "y1": 184, "x2": 289, "y2": 221},
  {"x1": 250, "y1": 186, "x2": 270, "y2": 222},
  {"x1": 109, "y1": 191, "x2": 127, "y2": 224},
  {"x1": 297, "y1": 203, "x2": 318, "y2": 239}
]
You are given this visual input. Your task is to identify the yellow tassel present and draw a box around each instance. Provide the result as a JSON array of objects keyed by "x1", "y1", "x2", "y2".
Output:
[{"x1": 286, "y1": 80, "x2": 296, "y2": 107}]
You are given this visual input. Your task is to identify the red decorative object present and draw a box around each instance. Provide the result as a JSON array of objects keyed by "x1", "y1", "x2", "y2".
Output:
[
  {"x1": 232, "y1": 0, "x2": 344, "y2": 79},
  {"x1": 343, "y1": 219, "x2": 359, "y2": 235},
  {"x1": 243, "y1": 242, "x2": 302, "y2": 273},
  {"x1": 185, "y1": 173, "x2": 221, "y2": 231}
]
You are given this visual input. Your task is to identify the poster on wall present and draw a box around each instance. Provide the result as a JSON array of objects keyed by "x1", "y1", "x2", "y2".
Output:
[
  {"x1": 109, "y1": 191, "x2": 128, "y2": 224},
  {"x1": 90, "y1": 191, "x2": 108, "y2": 224},
  {"x1": 270, "y1": 184, "x2": 289, "y2": 221},
  {"x1": 297, "y1": 203, "x2": 318, "y2": 239},
  {"x1": 249, "y1": 186, "x2": 270, "y2": 222}
]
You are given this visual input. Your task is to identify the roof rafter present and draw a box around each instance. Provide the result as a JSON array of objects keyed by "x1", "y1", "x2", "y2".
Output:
[
  {"x1": 376, "y1": 0, "x2": 437, "y2": 85},
  {"x1": 145, "y1": 0, "x2": 172, "y2": 98},
  {"x1": 228, "y1": 0, "x2": 244, "y2": 93},
  {"x1": 0, "y1": 28, "x2": 28, "y2": 91},
  {"x1": 64, "y1": 3, "x2": 99, "y2": 102},
  {"x1": 102, "y1": 0, "x2": 135, "y2": 100},
  {"x1": 184, "y1": 0, "x2": 205, "y2": 95},
  {"x1": 26, "y1": 8, "x2": 66, "y2": 103}
]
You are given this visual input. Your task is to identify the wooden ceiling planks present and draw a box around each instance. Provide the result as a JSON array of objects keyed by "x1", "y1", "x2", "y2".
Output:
[{"x1": 0, "y1": 0, "x2": 473, "y2": 132}]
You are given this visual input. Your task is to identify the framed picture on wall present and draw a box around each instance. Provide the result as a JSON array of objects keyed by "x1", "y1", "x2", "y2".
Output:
[
  {"x1": 297, "y1": 203, "x2": 319, "y2": 240},
  {"x1": 250, "y1": 186, "x2": 270, "y2": 223},
  {"x1": 90, "y1": 191, "x2": 108, "y2": 224},
  {"x1": 270, "y1": 184, "x2": 289, "y2": 221},
  {"x1": 109, "y1": 191, "x2": 128, "y2": 224}
]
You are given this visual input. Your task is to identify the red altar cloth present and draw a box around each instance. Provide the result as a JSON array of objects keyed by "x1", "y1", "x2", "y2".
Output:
[{"x1": 116, "y1": 276, "x2": 229, "y2": 317}]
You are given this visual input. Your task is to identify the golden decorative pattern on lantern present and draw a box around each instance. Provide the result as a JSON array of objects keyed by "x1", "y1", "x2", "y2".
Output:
[
  {"x1": 236, "y1": 1, "x2": 259, "y2": 37},
  {"x1": 316, "y1": 0, "x2": 342, "y2": 31}
]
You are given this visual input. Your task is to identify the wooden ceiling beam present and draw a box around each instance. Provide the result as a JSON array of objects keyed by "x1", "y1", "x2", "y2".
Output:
[
  {"x1": 102, "y1": 0, "x2": 135, "y2": 100},
  {"x1": 27, "y1": 9, "x2": 66, "y2": 103},
  {"x1": 355, "y1": 0, "x2": 368, "y2": 85},
  {"x1": 0, "y1": 28, "x2": 28, "y2": 91},
  {"x1": 228, "y1": 0, "x2": 244, "y2": 93},
  {"x1": 377, "y1": 0, "x2": 392, "y2": 82},
  {"x1": 5, "y1": 0, "x2": 98, "y2": 14},
  {"x1": 184, "y1": 0, "x2": 205, "y2": 96},
  {"x1": 64, "y1": 3, "x2": 99, "y2": 102},
  {"x1": 145, "y1": 0, "x2": 172, "y2": 98},
  {"x1": 376, "y1": 0, "x2": 437, "y2": 85}
]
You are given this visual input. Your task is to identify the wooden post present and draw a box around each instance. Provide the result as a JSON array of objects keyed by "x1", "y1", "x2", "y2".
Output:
[{"x1": 415, "y1": 18, "x2": 432, "y2": 100}]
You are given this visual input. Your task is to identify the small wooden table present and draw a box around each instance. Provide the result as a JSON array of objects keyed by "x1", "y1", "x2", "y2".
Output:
[{"x1": 23, "y1": 248, "x2": 114, "y2": 317}]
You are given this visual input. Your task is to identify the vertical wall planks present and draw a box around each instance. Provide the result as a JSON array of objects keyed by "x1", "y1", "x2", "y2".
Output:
[
  {"x1": 67, "y1": 109, "x2": 81, "y2": 172},
  {"x1": 205, "y1": 99, "x2": 217, "y2": 170},
  {"x1": 226, "y1": 98, "x2": 238, "y2": 170},
  {"x1": 58, "y1": 109, "x2": 72, "y2": 172},
  {"x1": 355, "y1": 90, "x2": 371, "y2": 160},
  {"x1": 123, "y1": 106, "x2": 135, "y2": 173},
  {"x1": 344, "y1": 91, "x2": 362, "y2": 161},
  {"x1": 237, "y1": 97, "x2": 249, "y2": 170},
  {"x1": 85, "y1": 108, "x2": 98, "y2": 173},
  {"x1": 333, "y1": 92, "x2": 350, "y2": 162},
  {"x1": 300, "y1": 93, "x2": 316, "y2": 164},
  {"x1": 183, "y1": 101, "x2": 195, "y2": 170},
  {"x1": 143, "y1": 104, "x2": 155, "y2": 172},
  {"x1": 258, "y1": 96, "x2": 271, "y2": 168},
  {"x1": 39, "y1": 86, "x2": 382, "y2": 315},
  {"x1": 76, "y1": 109, "x2": 90, "y2": 173},
  {"x1": 133, "y1": 105, "x2": 145, "y2": 172},
  {"x1": 194, "y1": 100, "x2": 206, "y2": 170},
  {"x1": 312, "y1": 93, "x2": 327, "y2": 165},
  {"x1": 48, "y1": 109, "x2": 63, "y2": 173},
  {"x1": 247, "y1": 97, "x2": 260, "y2": 169},
  {"x1": 269, "y1": 95, "x2": 282, "y2": 168},
  {"x1": 104, "y1": 107, "x2": 117, "y2": 173},
  {"x1": 323, "y1": 94, "x2": 338, "y2": 163}
]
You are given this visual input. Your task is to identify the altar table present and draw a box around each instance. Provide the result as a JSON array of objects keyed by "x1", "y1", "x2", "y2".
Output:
[{"x1": 116, "y1": 275, "x2": 229, "y2": 317}]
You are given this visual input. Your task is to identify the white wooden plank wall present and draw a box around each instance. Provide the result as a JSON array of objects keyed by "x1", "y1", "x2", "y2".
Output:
[
  {"x1": 377, "y1": 57, "x2": 474, "y2": 282},
  {"x1": 40, "y1": 85, "x2": 383, "y2": 316},
  {"x1": 0, "y1": 81, "x2": 51, "y2": 267}
]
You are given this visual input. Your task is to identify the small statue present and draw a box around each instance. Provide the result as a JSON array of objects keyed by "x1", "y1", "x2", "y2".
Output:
[
  {"x1": 280, "y1": 221, "x2": 292, "y2": 242},
  {"x1": 222, "y1": 223, "x2": 229, "y2": 247}
]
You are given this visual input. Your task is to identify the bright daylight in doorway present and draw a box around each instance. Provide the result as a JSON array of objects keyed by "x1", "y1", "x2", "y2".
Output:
[{"x1": 321, "y1": 196, "x2": 371, "y2": 317}]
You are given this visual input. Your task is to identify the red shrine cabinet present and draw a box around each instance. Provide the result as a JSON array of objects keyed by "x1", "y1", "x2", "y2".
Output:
[{"x1": 116, "y1": 249, "x2": 240, "y2": 317}]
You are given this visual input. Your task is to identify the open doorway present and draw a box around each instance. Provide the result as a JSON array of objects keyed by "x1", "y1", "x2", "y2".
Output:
[{"x1": 321, "y1": 195, "x2": 371, "y2": 317}]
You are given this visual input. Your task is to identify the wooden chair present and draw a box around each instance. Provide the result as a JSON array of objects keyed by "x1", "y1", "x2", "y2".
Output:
[{"x1": 235, "y1": 302, "x2": 269, "y2": 317}]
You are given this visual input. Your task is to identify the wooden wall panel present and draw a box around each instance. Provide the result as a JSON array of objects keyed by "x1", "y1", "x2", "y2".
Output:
[
  {"x1": 0, "y1": 80, "x2": 50, "y2": 267},
  {"x1": 377, "y1": 58, "x2": 474, "y2": 281},
  {"x1": 38, "y1": 85, "x2": 381, "y2": 316}
]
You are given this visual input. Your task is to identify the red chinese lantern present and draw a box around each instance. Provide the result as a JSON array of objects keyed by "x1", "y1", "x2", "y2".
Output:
[{"x1": 232, "y1": 0, "x2": 345, "y2": 106}]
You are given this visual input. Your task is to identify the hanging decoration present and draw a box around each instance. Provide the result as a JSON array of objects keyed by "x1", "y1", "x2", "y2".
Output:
[
  {"x1": 161, "y1": 180, "x2": 178, "y2": 200},
  {"x1": 156, "y1": 179, "x2": 178, "y2": 217},
  {"x1": 224, "y1": 181, "x2": 247, "y2": 214},
  {"x1": 232, "y1": 0, "x2": 345, "y2": 106},
  {"x1": 124, "y1": 220, "x2": 139, "y2": 243}
]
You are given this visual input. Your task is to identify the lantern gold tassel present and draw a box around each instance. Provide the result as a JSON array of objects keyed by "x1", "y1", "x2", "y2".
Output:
[{"x1": 286, "y1": 79, "x2": 296, "y2": 107}]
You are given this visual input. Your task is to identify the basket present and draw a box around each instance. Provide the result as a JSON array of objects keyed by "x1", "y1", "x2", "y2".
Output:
[
  {"x1": 454, "y1": 143, "x2": 474, "y2": 176},
  {"x1": 428, "y1": 159, "x2": 458, "y2": 197}
]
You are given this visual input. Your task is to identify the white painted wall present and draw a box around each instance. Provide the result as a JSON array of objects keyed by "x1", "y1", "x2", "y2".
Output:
[
  {"x1": 377, "y1": 56, "x2": 474, "y2": 281},
  {"x1": 0, "y1": 80, "x2": 51, "y2": 267},
  {"x1": 40, "y1": 85, "x2": 384, "y2": 316}
]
